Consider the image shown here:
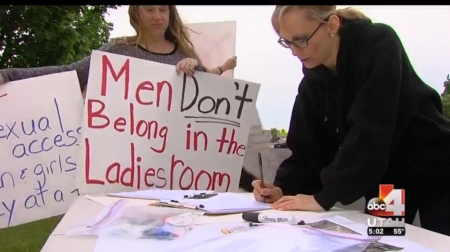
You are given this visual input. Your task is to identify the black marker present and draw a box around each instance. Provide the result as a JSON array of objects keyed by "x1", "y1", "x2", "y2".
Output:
[{"x1": 242, "y1": 212, "x2": 298, "y2": 224}]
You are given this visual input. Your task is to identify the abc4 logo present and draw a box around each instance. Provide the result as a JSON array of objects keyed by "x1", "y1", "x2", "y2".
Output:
[
  {"x1": 366, "y1": 198, "x2": 389, "y2": 216},
  {"x1": 366, "y1": 185, "x2": 405, "y2": 217}
]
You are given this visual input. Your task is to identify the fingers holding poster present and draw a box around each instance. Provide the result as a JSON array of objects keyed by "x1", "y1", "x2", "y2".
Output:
[
  {"x1": 0, "y1": 72, "x2": 83, "y2": 228},
  {"x1": 76, "y1": 51, "x2": 260, "y2": 194}
]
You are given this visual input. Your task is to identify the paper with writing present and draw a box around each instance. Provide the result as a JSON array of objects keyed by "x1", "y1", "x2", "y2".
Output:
[
  {"x1": 76, "y1": 51, "x2": 260, "y2": 194},
  {"x1": 0, "y1": 71, "x2": 83, "y2": 228}
]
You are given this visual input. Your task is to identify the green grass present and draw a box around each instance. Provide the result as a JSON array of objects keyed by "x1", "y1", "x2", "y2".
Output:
[{"x1": 0, "y1": 216, "x2": 63, "y2": 252}]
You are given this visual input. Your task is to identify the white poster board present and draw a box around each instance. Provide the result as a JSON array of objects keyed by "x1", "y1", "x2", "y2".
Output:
[
  {"x1": 0, "y1": 71, "x2": 83, "y2": 228},
  {"x1": 187, "y1": 21, "x2": 279, "y2": 179},
  {"x1": 186, "y1": 21, "x2": 236, "y2": 78},
  {"x1": 75, "y1": 51, "x2": 260, "y2": 194}
]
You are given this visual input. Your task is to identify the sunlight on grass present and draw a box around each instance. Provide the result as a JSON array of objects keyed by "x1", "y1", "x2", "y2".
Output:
[{"x1": 0, "y1": 216, "x2": 62, "y2": 252}]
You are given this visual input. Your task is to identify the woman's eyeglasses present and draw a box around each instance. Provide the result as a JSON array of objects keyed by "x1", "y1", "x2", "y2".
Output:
[{"x1": 278, "y1": 22, "x2": 323, "y2": 49}]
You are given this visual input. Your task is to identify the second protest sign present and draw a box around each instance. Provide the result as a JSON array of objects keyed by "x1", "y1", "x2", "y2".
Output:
[{"x1": 76, "y1": 51, "x2": 260, "y2": 194}]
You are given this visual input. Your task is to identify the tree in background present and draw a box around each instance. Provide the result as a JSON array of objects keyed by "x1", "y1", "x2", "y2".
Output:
[
  {"x1": 443, "y1": 96, "x2": 450, "y2": 118},
  {"x1": 0, "y1": 5, "x2": 119, "y2": 69},
  {"x1": 280, "y1": 128, "x2": 287, "y2": 137},
  {"x1": 270, "y1": 128, "x2": 279, "y2": 139},
  {"x1": 442, "y1": 75, "x2": 450, "y2": 119}
]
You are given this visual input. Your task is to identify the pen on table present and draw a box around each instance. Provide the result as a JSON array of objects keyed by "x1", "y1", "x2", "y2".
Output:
[{"x1": 258, "y1": 152, "x2": 266, "y2": 203}]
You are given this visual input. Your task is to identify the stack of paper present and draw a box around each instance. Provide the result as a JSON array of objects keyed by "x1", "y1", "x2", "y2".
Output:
[
  {"x1": 108, "y1": 190, "x2": 271, "y2": 214},
  {"x1": 164, "y1": 192, "x2": 271, "y2": 214},
  {"x1": 108, "y1": 189, "x2": 213, "y2": 201}
]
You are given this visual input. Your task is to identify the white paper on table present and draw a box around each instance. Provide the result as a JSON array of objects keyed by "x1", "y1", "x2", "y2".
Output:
[
  {"x1": 93, "y1": 221, "x2": 378, "y2": 252},
  {"x1": 87, "y1": 194, "x2": 360, "y2": 215},
  {"x1": 325, "y1": 216, "x2": 436, "y2": 252},
  {"x1": 107, "y1": 191, "x2": 272, "y2": 214},
  {"x1": 173, "y1": 192, "x2": 271, "y2": 212},
  {"x1": 85, "y1": 195, "x2": 120, "y2": 206},
  {"x1": 107, "y1": 189, "x2": 214, "y2": 201},
  {"x1": 162, "y1": 224, "x2": 379, "y2": 252},
  {"x1": 93, "y1": 216, "x2": 433, "y2": 252}
]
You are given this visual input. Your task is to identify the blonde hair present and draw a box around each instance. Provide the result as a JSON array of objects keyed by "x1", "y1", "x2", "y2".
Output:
[
  {"x1": 114, "y1": 5, "x2": 201, "y2": 61},
  {"x1": 274, "y1": 5, "x2": 370, "y2": 31},
  {"x1": 271, "y1": 5, "x2": 284, "y2": 34}
]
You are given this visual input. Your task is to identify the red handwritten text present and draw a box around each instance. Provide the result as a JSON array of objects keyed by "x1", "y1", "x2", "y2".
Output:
[
  {"x1": 84, "y1": 138, "x2": 231, "y2": 191},
  {"x1": 185, "y1": 123, "x2": 208, "y2": 151},
  {"x1": 86, "y1": 55, "x2": 174, "y2": 153},
  {"x1": 99, "y1": 55, "x2": 173, "y2": 111},
  {"x1": 87, "y1": 101, "x2": 168, "y2": 153},
  {"x1": 216, "y1": 127, "x2": 245, "y2": 156}
]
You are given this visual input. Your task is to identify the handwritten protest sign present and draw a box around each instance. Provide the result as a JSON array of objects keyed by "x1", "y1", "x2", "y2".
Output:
[
  {"x1": 0, "y1": 72, "x2": 83, "y2": 228},
  {"x1": 75, "y1": 51, "x2": 260, "y2": 194},
  {"x1": 186, "y1": 21, "x2": 236, "y2": 78}
]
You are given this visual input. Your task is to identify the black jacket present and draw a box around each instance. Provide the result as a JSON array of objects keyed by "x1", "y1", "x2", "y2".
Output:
[
  {"x1": 239, "y1": 167, "x2": 257, "y2": 192},
  {"x1": 274, "y1": 18, "x2": 450, "y2": 210}
]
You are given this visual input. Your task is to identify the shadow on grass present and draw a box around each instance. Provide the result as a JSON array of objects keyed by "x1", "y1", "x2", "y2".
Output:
[{"x1": 0, "y1": 215, "x2": 63, "y2": 252}]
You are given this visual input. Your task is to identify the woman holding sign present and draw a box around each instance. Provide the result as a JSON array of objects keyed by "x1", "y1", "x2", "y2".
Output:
[
  {"x1": 0, "y1": 5, "x2": 237, "y2": 88},
  {"x1": 252, "y1": 5, "x2": 450, "y2": 235},
  {"x1": 0, "y1": 5, "x2": 257, "y2": 192}
]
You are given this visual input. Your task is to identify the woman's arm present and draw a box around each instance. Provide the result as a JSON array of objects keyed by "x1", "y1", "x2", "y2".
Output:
[
  {"x1": 0, "y1": 43, "x2": 112, "y2": 89},
  {"x1": 239, "y1": 167, "x2": 258, "y2": 192},
  {"x1": 207, "y1": 56, "x2": 237, "y2": 75},
  {"x1": 207, "y1": 66, "x2": 226, "y2": 75}
]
